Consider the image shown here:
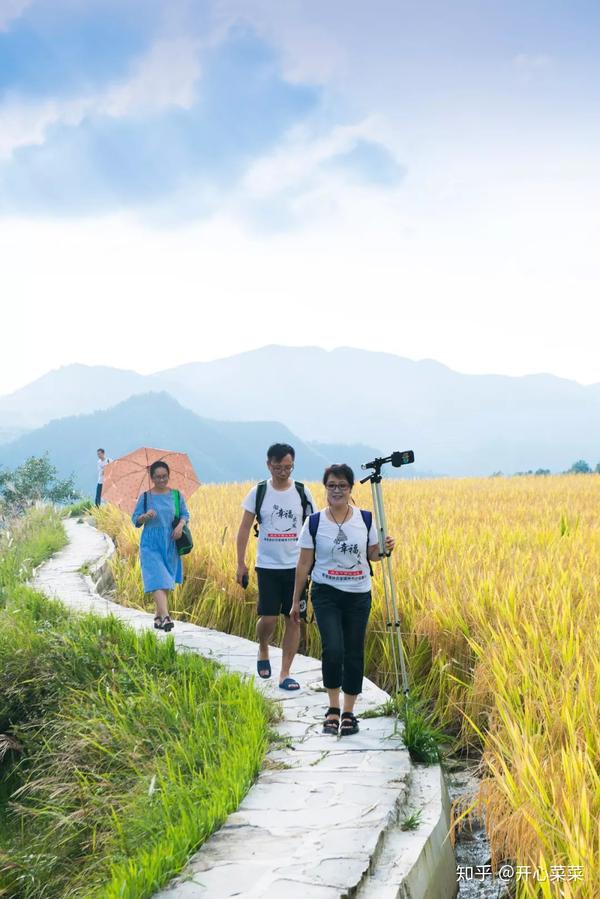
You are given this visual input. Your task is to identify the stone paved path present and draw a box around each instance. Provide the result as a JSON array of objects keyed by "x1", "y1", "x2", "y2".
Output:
[{"x1": 32, "y1": 519, "x2": 455, "y2": 899}]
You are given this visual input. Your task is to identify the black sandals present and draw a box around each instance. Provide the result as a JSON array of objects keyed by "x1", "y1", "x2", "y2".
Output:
[
  {"x1": 323, "y1": 707, "x2": 341, "y2": 735},
  {"x1": 154, "y1": 615, "x2": 174, "y2": 632},
  {"x1": 340, "y1": 712, "x2": 359, "y2": 736}
]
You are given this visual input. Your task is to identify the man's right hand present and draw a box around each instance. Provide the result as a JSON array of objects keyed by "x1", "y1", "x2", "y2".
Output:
[
  {"x1": 290, "y1": 600, "x2": 300, "y2": 625},
  {"x1": 236, "y1": 564, "x2": 249, "y2": 587}
]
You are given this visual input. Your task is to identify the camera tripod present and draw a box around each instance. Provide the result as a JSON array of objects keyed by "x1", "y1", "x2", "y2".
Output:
[{"x1": 360, "y1": 451, "x2": 414, "y2": 696}]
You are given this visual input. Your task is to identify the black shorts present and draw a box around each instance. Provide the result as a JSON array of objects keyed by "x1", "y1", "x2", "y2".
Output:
[{"x1": 256, "y1": 567, "x2": 307, "y2": 620}]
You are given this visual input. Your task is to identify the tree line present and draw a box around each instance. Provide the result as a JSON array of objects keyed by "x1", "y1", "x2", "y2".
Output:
[
  {"x1": 0, "y1": 455, "x2": 78, "y2": 517},
  {"x1": 493, "y1": 460, "x2": 600, "y2": 477}
]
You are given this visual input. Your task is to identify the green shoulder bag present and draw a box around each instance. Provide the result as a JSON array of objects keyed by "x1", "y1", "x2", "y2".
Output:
[{"x1": 172, "y1": 489, "x2": 193, "y2": 556}]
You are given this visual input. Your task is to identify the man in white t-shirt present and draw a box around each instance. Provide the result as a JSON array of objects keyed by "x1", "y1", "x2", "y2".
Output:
[
  {"x1": 236, "y1": 443, "x2": 314, "y2": 690},
  {"x1": 95, "y1": 448, "x2": 110, "y2": 506}
]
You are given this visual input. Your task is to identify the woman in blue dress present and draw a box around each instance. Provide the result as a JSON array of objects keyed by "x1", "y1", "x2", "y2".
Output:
[{"x1": 132, "y1": 460, "x2": 190, "y2": 632}]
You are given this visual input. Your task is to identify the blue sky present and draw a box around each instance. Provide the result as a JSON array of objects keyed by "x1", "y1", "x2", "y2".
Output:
[
  {"x1": 3, "y1": 0, "x2": 599, "y2": 217},
  {"x1": 1, "y1": 0, "x2": 600, "y2": 392},
  {"x1": 0, "y1": 4, "x2": 322, "y2": 214}
]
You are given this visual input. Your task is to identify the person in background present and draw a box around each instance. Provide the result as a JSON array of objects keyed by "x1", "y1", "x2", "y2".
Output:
[
  {"x1": 131, "y1": 460, "x2": 189, "y2": 632},
  {"x1": 291, "y1": 463, "x2": 394, "y2": 735},
  {"x1": 236, "y1": 443, "x2": 314, "y2": 690},
  {"x1": 95, "y1": 448, "x2": 110, "y2": 506}
]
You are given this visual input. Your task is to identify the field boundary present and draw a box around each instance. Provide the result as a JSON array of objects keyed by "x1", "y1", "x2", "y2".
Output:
[{"x1": 32, "y1": 518, "x2": 456, "y2": 899}]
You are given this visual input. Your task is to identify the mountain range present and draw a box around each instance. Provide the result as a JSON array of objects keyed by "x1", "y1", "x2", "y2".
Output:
[
  {"x1": 0, "y1": 345, "x2": 598, "y2": 476},
  {"x1": 0, "y1": 393, "x2": 394, "y2": 493}
]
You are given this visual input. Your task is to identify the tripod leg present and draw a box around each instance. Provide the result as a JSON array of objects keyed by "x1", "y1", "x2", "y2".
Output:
[
  {"x1": 370, "y1": 479, "x2": 409, "y2": 696},
  {"x1": 371, "y1": 481, "x2": 401, "y2": 694},
  {"x1": 382, "y1": 554, "x2": 410, "y2": 695}
]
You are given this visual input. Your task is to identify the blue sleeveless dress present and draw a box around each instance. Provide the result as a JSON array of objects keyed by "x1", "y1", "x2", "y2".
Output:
[{"x1": 132, "y1": 491, "x2": 189, "y2": 593}]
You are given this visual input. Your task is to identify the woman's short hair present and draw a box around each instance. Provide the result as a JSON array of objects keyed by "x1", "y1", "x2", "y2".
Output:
[
  {"x1": 322, "y1": 463, "x2": 354, "y2": 488},
  {"x1": 149, "y1": 460, "x2": 170, "y2": 478}
]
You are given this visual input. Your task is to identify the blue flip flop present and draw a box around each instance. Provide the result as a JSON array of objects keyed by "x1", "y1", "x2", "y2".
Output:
[
  {"x1": 257, "y1": 659, "x2": 271, "y2": 679},
  {"x1": 279, "y1": 677, "x2": 300, "y2": 691}
]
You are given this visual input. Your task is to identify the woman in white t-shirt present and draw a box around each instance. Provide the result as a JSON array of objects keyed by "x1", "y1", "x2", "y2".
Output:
[{"x1": 291, "y1": 463, "x2": 394, "y2": 736}]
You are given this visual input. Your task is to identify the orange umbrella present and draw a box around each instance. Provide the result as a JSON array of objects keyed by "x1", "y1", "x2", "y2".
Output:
[{"x1": 102, "y1": 447, "x2": 200, "y2": 514}]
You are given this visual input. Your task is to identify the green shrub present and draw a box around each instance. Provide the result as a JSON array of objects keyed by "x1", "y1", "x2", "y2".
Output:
[{"x1": 63, "y1": 497, "x2": 94, "y2": 518}]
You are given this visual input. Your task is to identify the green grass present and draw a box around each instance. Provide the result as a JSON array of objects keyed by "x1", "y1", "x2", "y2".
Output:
[
  {"x1": 399, "y1": 695, "x2": 446, "y2": 764},
  {"x1": 0, "y1": 507, "x2": 67, "y2": 601},
  {"x1": 0, "y1": 510, "x2": 273, "y2": 899},
  {"x1": 400, "y1": 809, "x2": 423, "y2": 831},
  {"x1": 62, "y1": 498, "x2": 94, "y2": 518},
  {"x1": 361, "y1": 693, "x2": 446, "y2": 764}
]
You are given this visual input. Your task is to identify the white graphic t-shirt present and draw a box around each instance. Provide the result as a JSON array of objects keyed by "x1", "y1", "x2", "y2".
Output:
[
  {"x1": 299, "y1": 506, "x2": 379, "y2": 593},
  {"x1": 242, "y1": 480, "x2": 315, "y2": 569}
]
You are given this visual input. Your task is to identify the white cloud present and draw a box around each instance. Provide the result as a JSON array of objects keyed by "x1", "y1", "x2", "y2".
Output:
[
  {"x1": 0, "y1": 95, "x2": 89, "y2": 161},
  {"x1": 0, "y1": 0, "x2": 32, "y2": 31},
  {"x1": 102, "y1": 38, "x2": 202, "y2": 117},
  {"x1": 0, "y1": 36, "x2": 202, "y2": 161},
  {"x1": 241, "y1": 119, "x2": 382, "y2": 196},
  {"x1": 513, "y1": 53, "x2": 552, "y2": 80},
  {"x1": 191, "y1": 112, "x2": 407, "y2": 236},
  {"x1": 215, "y1": 0, "x2": 346, "y2": 84},
  {"x1": 513, "y1": 53, "x2": 552, "y2": 69}
]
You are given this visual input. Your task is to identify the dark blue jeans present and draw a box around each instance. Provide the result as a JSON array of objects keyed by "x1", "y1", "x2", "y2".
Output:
[
  {"x1": 95, "y1": 483, "x2": 103, "y2": 507},
  {"x1": 311, "y1": 582, "x2": 371, "y2": 696}
]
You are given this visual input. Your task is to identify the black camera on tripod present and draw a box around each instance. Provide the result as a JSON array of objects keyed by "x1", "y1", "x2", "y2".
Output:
[{"x1": 360, "y1": 450, "x2": 414, "y2": 482}]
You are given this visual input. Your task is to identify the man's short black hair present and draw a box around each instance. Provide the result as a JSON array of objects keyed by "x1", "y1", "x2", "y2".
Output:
[
  {"x1": 97, "y1": 448, "x2": 105, "y2": 453},
  {"x1": 267, "y1": 443, "x2": 295, "y2": 462}
]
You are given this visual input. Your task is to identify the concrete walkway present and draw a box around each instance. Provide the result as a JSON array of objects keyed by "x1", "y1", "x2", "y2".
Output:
[{"x1": 32, "y1": 519, "x2": 456, "y2": 899}]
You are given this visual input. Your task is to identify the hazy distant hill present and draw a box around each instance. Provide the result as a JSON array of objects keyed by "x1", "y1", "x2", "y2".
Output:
[
  {"x1": 0, "y1": 393, "x2": 386, "y2": 493},
  {"x1": 159, "y1": 347, "x2": 600, "y2": 474},
  {"x1": 0, "y1": 426, "x2": 28, "y2": 446},
  {"x1": 2, "y1": 346, "x2": 600, "y2": 474},
  {"x1": 0, "y1": 364, "x2": 151, "y2": 429}
]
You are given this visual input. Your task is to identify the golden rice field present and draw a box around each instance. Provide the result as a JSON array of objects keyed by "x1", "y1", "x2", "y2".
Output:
[{"x1": 95, "y1": 475, "x2": 600, "y2": 898}]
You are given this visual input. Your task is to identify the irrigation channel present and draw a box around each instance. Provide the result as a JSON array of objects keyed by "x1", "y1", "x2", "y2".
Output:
[{"x1": 445, "y1": 766, "x2": 513, "y2": 899}]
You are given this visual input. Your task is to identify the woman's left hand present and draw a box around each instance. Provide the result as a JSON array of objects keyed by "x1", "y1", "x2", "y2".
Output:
[
  {"x1": 384, "y1": 535, "x2": 395, "y2": 553},
  {"x1": 172, "y1": 523, "x2": 185, "y2": 540}
]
